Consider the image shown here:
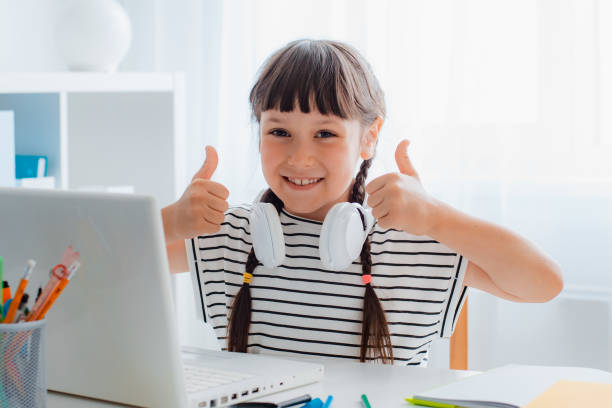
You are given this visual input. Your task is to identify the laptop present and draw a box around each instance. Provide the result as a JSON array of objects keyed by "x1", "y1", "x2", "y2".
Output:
[{"x1": 0, "y1": 187, "x2": 323, "y2": 408}]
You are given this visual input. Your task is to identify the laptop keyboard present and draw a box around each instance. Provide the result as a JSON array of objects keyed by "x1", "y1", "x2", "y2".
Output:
[{"x1": 183, "y1": 364, "x2": 255, "y2": 394}]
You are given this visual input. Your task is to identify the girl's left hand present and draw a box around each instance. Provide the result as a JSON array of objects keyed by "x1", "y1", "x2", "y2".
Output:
[{"x1": 365, "y1": 139, "x2": 439, "y2": 236}]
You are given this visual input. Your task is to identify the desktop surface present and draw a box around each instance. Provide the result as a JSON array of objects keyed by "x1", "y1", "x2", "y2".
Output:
[{"x1": 48, "y1": 358, "x2": 479, "y2": 408}]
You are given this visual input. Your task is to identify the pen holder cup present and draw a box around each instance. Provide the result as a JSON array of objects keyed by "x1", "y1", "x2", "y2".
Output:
[{"x1": 0, "y1": 319, "x2": 46, "y2": 408}]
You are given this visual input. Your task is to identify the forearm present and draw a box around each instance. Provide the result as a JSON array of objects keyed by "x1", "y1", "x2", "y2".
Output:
[
  {"x1": 162, "y1": 206, "x2": 189, "y2": 274},
  {"x1": 162, "y1": 205, "x2": 180, "y2": 245},
  {"x1": 428, "y1": 199, "x2": 563, "y2": 302},
  {"x1": 167, "y1": 239, "x2": 189, "y2": 274}
]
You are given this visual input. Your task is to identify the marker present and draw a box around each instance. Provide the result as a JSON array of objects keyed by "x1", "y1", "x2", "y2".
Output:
[
  {"x1": 13, "y1": 293, "x2": 29, "y2": 323},
  {"x1": 405, "y1": 397, "x2": 461, "y2": 408},
  {"x1": 361, "y1": 394, "x2": 372, "y2": 408},
  {"x1": 2, "y1": 299, "x2": 11, "y2": 319},
  {"x1": 4, "y1": 259, "x2": 35, "y2": 323},
  {"x1": 301, "y1": 398, "x2": 323, "y2": 408},
  {"x1": 0, "y1": 257, "x2": 4, "y2": 322},
  {"x1": 2, "y1": 281, "x2": 9, "y2": 302}
]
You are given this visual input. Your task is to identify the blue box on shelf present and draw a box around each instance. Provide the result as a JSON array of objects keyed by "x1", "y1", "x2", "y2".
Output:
[{"x1": 15, "y1": 155, "x2": 47, "y2": 179}]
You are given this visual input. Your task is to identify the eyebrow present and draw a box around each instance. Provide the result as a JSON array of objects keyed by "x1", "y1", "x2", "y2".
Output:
[{"x1": 265, "y1": 117, "x2": 340, "y2": 125}]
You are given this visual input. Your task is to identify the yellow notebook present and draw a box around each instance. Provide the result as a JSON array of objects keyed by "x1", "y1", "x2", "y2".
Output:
[
  {"x1": 407, "y1": 365, "x2": 612, "y2": 408},
  {"x1": 525, "y1": 380, "x2": 612, "y2": 408}
]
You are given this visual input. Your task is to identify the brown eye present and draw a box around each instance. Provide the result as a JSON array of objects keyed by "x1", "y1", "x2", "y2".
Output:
[
  {"x1": 270, "y1": 129, "x2": 289, "y2": 137},
  {"x1": 316, "y1": 130, "x2": 336, "y2": 138}
]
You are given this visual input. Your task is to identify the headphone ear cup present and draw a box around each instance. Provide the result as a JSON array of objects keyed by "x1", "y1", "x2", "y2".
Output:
[
  {"x1": 249, "y1": 203, "x2": 285, "y2": 268},
  {"x1": 319, "y1": 203, "x2": 344, "y2": 270},
  {"x1": 320, "y1": 203, "x2": 370, "y2": 270}
]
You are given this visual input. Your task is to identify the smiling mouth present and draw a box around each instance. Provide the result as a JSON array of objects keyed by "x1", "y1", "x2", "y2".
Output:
[{"x1": 283, "y1": 176, "x2": 324, "y2": 186}]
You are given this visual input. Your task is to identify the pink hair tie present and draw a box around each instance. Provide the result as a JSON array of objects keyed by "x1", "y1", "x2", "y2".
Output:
[{"x1": 362, "y1": 275, "x2": 372, "y2": 285}]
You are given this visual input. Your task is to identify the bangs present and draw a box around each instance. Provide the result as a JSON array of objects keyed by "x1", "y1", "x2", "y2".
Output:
[{"x1": 250, "y1": 40, "x2": 365, "y2": 121}]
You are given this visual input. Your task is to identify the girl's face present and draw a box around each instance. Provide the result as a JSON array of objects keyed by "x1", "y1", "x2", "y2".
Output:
[{"x1": 260, "y1": 108, "x2": 378, "y2": 221}]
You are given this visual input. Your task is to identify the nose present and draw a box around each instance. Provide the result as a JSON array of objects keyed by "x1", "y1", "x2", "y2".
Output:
[{"x1": 287, "y1": 139, "x2": 315, "y2": 168}]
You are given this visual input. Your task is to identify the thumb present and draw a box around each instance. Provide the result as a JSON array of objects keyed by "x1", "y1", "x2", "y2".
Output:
[
  {"x1": 395, "y1": 139, "x2": 419, "y2": 178},
  {"x1": 192, "y1": 146, "x2": 219, "y2": 181}
]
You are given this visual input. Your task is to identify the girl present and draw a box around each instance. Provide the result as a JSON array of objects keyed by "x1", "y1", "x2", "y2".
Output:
[{"x1": 162, "y1": 39, "x2": 563, "y2": 365}]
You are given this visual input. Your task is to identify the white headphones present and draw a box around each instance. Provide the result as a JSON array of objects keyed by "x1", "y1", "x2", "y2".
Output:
[{"x1": 249, "y1": 200, "x2": 375, "y2": 271}]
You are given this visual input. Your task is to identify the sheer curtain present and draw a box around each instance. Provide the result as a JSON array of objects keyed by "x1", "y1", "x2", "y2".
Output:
[{"x1": 166, "y1": 0, "x2": 612, "y2": 348}]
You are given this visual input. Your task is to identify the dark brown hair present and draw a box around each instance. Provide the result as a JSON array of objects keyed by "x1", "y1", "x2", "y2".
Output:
[{"x1": 228, "y1": 39, "x2": 392, "y2": 363}]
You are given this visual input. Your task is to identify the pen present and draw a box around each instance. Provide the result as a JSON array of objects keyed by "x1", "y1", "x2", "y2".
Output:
[
  {"x1": 405, "y1": 397, "x2": 461, "y2": 408},
  {"x1": 13, "y1": 293, "x2": 29, "y2": 323},
  {"x1": 360, "y1": 394, "x2": 372, "y2": 408},
  {"x1": 232, "y1": 394, "x2": 311, "y2": 407},
  {"x1": 35, "y1": 261, "x2": 80, "y2": 320},
  {"x1": 5, "y1": 259, "x2": 35, "y2": 323},
  {"x1": 277, "y1": 394, "x2": 311, "y2": 408}
]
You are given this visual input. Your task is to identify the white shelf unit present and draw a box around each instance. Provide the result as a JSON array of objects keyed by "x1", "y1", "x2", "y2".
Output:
[{"x1": 0, "y1": 72, "x2": 186, "y2": 208}]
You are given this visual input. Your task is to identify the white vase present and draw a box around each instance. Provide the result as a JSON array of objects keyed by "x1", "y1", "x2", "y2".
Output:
[{"x1": 55, "y1": 0, "x2": 132, "y2": 72}]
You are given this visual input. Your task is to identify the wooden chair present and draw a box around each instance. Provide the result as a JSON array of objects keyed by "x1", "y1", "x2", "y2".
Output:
[{"x1": 449, "y1": 294, "x2": 468, "y2": 370}]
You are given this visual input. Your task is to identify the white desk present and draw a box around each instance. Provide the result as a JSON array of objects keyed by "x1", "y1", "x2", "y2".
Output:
[{"x1": 48, "y1": 359, "x2": 479, "y2": 407}]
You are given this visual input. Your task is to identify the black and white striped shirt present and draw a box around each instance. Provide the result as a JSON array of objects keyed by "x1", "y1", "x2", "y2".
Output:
[{"x1": 190, "y1": 204, "x2": 468, "y2": 366}]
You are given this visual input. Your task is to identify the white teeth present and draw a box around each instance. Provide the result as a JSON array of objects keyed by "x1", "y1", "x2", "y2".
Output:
[{"x1": 288, "y1": 177, "x2": 321, "y2": 186}]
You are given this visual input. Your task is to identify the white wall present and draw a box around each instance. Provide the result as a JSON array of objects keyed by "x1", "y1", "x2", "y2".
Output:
[
  {"x1": 0, "y1": 1, "x2": 69, "y2": 71},
  {"x1": 0, "y1": 0, "x2": 169, "y2": 72}
]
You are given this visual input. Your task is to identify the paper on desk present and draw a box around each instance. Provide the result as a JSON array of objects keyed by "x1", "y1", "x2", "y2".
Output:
[
  {"x1": 524, "y1": 380, "x2": 612, "y2": 408},
  {"x1": 413, "y1": 364, "x2": 612, "y2": 408}
]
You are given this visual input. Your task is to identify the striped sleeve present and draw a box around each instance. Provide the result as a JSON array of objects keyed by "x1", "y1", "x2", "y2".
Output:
[{"x1": 437, "y1": 249, "x2": 469, "y2": 339}]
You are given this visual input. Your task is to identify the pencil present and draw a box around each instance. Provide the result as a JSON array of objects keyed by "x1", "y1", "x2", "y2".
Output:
[
  {"x1": 28, "y1": 264, "x2": 66, "y2": 321},
  {"x1": 5, "y1": 260, "x2": 35, "y2": 323},
  {"x1": 405, "y1": 397, "x2": 460, "y2": 408},
  {"x1": 33, "y1": 261, "x2": 80, "y2": 321},
  {"x1": 361, "y1": 394, "x2": 372, "y2": 408}
]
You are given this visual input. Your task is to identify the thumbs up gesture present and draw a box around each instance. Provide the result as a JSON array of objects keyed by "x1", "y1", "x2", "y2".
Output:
[
  {"x1": 162, "y1": 146, "x2": 230, "y2": 243},
  {"x1": 365, "y1": 139, "x2": 437, "y2": 235}
]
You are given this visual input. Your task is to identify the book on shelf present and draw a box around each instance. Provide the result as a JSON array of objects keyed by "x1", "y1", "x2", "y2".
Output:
[
  {"x1": 15, "y1": 154, "x2": 48, "y2": 179},
  {"x1": 0, "y1": 110, "x2": 15, "y2": 187}
]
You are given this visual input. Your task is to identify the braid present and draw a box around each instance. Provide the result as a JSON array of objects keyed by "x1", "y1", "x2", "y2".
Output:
[
  {"x1": 350, "y1": 159, "x2": 371, "y2": 204},
  {"x1": 227, "y1": 189, "x2": 283, "y2": 352},
  {"x1": 352, "y1": 159, "x2": 394, "y2": 363},
  {"x1": 227, "y1": 250, "x2": 257, "y2": 352}
]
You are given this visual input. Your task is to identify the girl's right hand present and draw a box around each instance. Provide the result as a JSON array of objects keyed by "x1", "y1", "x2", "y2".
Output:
[{"x1": 162, "y1": 146, "x2": 229, "y2": 243}]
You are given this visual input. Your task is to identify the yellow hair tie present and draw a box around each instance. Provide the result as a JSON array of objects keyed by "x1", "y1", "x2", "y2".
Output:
[{"x1": 243, "y1": 272, "x2": 253, "y2": 284}]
